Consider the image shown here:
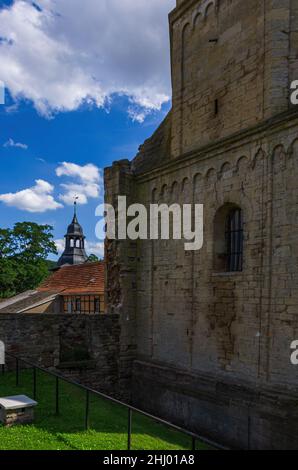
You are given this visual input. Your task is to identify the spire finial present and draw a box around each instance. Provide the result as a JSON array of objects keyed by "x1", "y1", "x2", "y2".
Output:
[{"x1": 73, "y1": 196, "x2": 79, "y2": 220}]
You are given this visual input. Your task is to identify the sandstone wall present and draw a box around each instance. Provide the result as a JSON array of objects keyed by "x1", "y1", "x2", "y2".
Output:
[
  {"x1": 104, "y1": 161, "x2": 137, "y2": 393},
  {"x1": 0, "y1": 314, "x2": 123, "y2": 398},
  {"x1": 105, "y1": 103, "x2": 298, "y2": 450},
  {"x1": 129, "y1": 112, "x2": 298, "y2": 383},
  {"x1": 104, "y1": 0, "x2": 298, "y2": 449},
  {"x1": 125, "y1": 109, "x2": 298, "y2": 450},
  {"x1": 170, "y1": 0, "x2": 295, "y2": 157}
]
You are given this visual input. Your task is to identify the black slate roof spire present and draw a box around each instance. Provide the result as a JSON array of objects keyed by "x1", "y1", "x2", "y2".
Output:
[{"x1": 57, "y1": 199, "x2": 88, "y2": 267}]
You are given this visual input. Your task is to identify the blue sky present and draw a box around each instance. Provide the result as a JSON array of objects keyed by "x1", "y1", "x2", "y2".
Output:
[{"x1": 0, "y1": 0, "x2": 174, "y2": 259}]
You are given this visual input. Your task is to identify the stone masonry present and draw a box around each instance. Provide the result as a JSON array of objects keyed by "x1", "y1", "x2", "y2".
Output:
[
  {"x1": 0, "y1": 314, "x2": 123, "y2": 398},
  {"x1": 105, "y1": 0, "x2": 298, "y2": 449}
]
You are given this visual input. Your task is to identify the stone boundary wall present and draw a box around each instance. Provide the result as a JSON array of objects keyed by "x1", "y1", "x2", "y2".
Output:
[
  {"x1": 132, "y1": 360, "x2": 298, "y2": 450},
  {"x1": 0, "y1": 314, "x2": 123, "y2": 399}
]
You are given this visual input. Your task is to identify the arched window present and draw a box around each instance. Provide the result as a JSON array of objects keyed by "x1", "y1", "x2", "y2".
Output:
[
  {"x1": 214, "y1": 204, "x2": 244, "y2": 272},
  {"x1": 225, "y1": 208, "x2": 243, "y2": 272}
]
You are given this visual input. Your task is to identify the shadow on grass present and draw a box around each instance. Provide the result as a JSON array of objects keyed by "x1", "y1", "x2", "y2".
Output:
[{"x1": 0, "y1": 369, "x2": 214, "y2": 451}]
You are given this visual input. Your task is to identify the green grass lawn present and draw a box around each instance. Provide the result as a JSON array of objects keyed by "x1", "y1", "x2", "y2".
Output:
[{"x1": 0, "y1": 369, "x2": 213, "y2": 451}]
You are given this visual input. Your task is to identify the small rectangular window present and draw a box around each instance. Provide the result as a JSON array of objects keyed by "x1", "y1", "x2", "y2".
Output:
[
  {"x1": 94, "y1": 297, "x2": 100, "y2": 313},
  {"x1": 214, "y1": 99, "x2": 219, "y2": 116},
  {"x1": 225, "y1": 209, "x2": 243, "y2": 272},
  {"x1": 75, "y1": 298, "x2": 81, "y2": 313}
]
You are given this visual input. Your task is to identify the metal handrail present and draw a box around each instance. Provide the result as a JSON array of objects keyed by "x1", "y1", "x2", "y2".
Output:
[{"x1": 2, "y1": 352, "x2": 228, "y2": 451}]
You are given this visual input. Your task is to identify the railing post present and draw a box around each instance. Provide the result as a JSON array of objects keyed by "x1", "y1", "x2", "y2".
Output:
[
  {"x1": 127, "y1": 408, "x2": 132, "y2": 450},
  {"x1": 192, "y1": 436, "x2": 196, "y2": 451},
  {"x1": 85, "y1": 390, "x2": 90, "y2": 430},
  {"x1": 16, "y1": 358, "x2": 19, "y2": 386},
  {"x1": 55, "y1": 377, "x2": 59, "y2": 415},
  {"x1": 33, "y1": 367, "x2": 37, "y2": 400},
  {"x1": 4, "y1": 353, "x2": 214, "y2": 450}
]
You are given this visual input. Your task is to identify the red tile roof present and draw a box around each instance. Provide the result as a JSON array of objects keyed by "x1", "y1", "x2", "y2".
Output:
[{"x1": 38, "y1": 262, "x2": 105, "y2": 295}]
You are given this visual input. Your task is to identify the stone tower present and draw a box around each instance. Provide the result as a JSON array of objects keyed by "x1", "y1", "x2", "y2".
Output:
[
  {"x1": 57, "y1": 202, "x2": 88, "y2": 267},
  {"x1": 105, "y1": 0, "x2": 298, "y2": 449}
]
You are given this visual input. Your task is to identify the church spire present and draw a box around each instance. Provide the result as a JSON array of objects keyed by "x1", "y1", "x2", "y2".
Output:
[
  {"x1": 72, "y1": 196, "x2": 79, "y2": 223},
  {"x1": 57, "y1": 201, "x2": 88, "y2": 267}
]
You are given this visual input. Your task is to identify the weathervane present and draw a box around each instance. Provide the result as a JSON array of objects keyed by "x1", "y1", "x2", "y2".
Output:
[{"x1": 74, "y1": 196, "x2": 79, "y2": 216}]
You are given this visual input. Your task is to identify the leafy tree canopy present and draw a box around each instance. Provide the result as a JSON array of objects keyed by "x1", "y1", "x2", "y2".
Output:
[
  {"x1": 0, "y1": 222, "x2": 57, "y2": 299},
  {"x1": 87, "y1": 254, "x2": 100, "y2": 263}
]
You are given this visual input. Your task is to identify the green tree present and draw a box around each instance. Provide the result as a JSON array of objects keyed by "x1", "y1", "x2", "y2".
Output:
[
  {"x1": 0, "y1": 222, "x2": 57, "y2": 298},
  {"x1": 87, "y1": 254, "x2": 100, "y2": 263}
]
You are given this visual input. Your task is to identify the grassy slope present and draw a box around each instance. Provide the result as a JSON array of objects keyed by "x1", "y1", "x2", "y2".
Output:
[{"x1": 0, "y1": 370, "x2": 212, "y2": 451}]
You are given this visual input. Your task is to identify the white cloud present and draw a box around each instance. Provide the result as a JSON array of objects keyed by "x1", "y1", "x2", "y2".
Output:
[
  {"x1": 0, "y1": 179, "x2": 63, "y2": 212},
  {"x1": 55, "y1": 238, "x2": 104, "y2": 258},
  {"x1": 86, "y1": 241, "x2": 104, "y2": 258},
  {"x1": 56, "y1": 162, "x2": 103, "y2": 205},
  {"x1": 128, "y1": 106, "x2": 148, "y2": 124},
  {"x1": 3, "y1": 137, "x2": 28, "y2": 149},
  {"x1": 0, "y1": 0, "x2": 175, "y2": 119},
  {"x1": 55, "y1": 238, "x2": 65, "y2": 253},
  {"x1": 59, "y1": 182, "x2": 100, "y2": 205},
  {"x1": 5, "y1": 103, "x2": 19, "y2": 114},
  {"x1": 56, "y1": 162, "x2": 100, "y2": 183}
]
